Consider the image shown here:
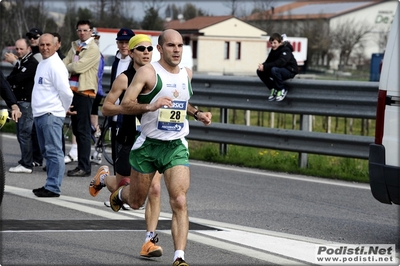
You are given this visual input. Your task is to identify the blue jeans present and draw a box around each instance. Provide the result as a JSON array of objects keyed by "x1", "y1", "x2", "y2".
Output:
[
  {"x1": 34, "y1": 114, "x2": 65, "y2": 194},
  {"x1": 16, "y1": 101, "x2": 33, "y2": 169},
  {"x1": 257, "y1": 67, "x2": 295, "y2": 91}
]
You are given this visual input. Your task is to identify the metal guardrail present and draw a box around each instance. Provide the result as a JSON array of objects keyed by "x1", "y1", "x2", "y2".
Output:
[
  {"x1": 190, "y1": 74, "x2": 378, "y2": 119},
  {"x1": 188, "y1": 74, "x2": 377, "y2": 160},
  {"x1": 0, "y1": 64, "x2": 377, "y2": 160}
]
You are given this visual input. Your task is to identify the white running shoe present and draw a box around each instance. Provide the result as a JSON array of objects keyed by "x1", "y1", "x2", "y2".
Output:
[
  {"x1": 90, "y1": 155, "x2": 102, "y2": 165},
  {"x1": 9, "y1": 164, "x2": 32, "y2": 173},
  {"x1": 64, "y1": 154, "x2": 78, "y2": 164}
]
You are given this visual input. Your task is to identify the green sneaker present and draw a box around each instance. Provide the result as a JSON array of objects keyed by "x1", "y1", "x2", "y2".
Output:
[
  {"x1": 109, "y1": 186, "x2": 124, "y2": 212},
  {"x1": 268, "y1": 88, "x2": 277, "y2": 101},
  {"x1": 275, "y1": 88, "x2": 287, "y2": 101}
]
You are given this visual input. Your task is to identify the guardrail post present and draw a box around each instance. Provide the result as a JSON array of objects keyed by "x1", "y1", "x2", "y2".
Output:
[
  {"x1": 299, "y1": 114, "x2": 311, "y2": 168},
  {"x1": 245, "y1": 110, "x2": 250, "y2": 126},
  {"x1": 220, "y1": 108, "x2": 228, "y2": 155}
]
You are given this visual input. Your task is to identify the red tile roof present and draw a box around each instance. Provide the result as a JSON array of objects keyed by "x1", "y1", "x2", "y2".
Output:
[{"x1": 244, "y1": 0, "x2": 383, "y2": 21}]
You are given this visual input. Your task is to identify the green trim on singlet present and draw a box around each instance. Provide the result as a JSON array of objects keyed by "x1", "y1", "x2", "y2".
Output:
[
  {"x1": 188, "y1": 76, "x2": 193, "y2": 97},
  {"x1": 137, "y1": 73, "x2": 192, "y2": 104},
  {"x1": 137, "y1": 74, "x2": 163, "y2": 104}
]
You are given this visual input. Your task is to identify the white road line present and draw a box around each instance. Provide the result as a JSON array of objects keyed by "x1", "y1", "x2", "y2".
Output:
[
  {"x1": 190, "y1": 161, "x2": 370, "y2": 190},
  {"x1": 6, "y1": 186, "x2": 132, "y2": 220},
  {"x1": 187, "y1": 231, "x2": 307, "y2": 265},
  {"x1": 5, "y1": 185, "x2": 340, "y2": 265}
]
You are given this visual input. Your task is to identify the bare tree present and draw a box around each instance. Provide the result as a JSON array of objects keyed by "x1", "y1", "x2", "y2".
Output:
[
  {"x1": 75, "y1": 0, "x2": 138, "y2": 29},
  {"x1": 330, "y1": 18, "x2": 373, "y2": 67},
  {"x1": 243, "y1": 0, "x2": 276, "y2": 33},
  {"x1": 165, "y1": 4, "x2": 181, "y2": 20},
  {"x1": 142, "y1": 0, "x2": 165, "y2": 15},
  {"x1": 182, "y1": 3, "x2": 208, "y2": 20},
  {"x1": 0, "y1": 0, "x2": 55, "y2": 48},
  {"x1": 299, "y1": 16, "x2": 331, "y2": 67},
  {"x1": 222, "y1": 0, "x2": 241, "y2": 16},
  {"x1": 141, "y1": 7, "x2": 164, "y2": 30},
  {"x1": 373, "y1": 30, "x2": 388, "y2": 53}
]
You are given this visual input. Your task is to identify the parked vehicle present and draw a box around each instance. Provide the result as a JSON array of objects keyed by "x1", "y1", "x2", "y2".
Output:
[{"x1": 368, "y1": 3, "x2": 399, "y2": 205}]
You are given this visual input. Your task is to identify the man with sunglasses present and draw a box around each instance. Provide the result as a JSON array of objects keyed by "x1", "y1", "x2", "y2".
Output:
[
  {"x1": 25, "y1": 28, "x2": 43, "y2": 62},
  {"x1": 90, "y1": 34, "x2": 163, "y2": 259},
  {"x1": 63, "y1": 19, "x2": 101, "y2": 177},
  {"x1": 113, "y1": 29, "x2": 212, "y2": 266},
  {"x1": 25, "y1": 28, "x2": 44, "y2": 168}
]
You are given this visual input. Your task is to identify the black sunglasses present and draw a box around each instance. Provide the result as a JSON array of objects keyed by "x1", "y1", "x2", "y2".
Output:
[
  {"x1": 29, "y1": 35, "x2": 39, "y2": 40},
  {"x1": 134, "y1": 45, "x2": 153, "y2": 52}
]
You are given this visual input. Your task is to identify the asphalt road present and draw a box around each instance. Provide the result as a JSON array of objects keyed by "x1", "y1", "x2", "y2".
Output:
[{"x1": 1, "y1": 133, "x2": 399, "y2": 266}]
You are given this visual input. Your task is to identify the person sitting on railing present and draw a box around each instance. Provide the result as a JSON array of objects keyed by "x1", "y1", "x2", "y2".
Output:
[{"x1": 257, "y1": 33, "x2": 298, "y2": 102}]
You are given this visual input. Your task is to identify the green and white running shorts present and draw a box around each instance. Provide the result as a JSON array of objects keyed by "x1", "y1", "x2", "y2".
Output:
[{"x1": 129, "y1": 137, "x2": 189, "y2": 174}]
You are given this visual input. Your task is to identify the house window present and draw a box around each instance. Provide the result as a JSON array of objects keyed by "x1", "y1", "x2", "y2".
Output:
[
  {"x1": 192, "y1": 40, "x2": 197, "y2": 59},
  {"x1": 236, "y1": 42, "x2": 241, "y2": 60},
  {"x1": 224, "y1": 41, "x2": 230, "y2": 59}
]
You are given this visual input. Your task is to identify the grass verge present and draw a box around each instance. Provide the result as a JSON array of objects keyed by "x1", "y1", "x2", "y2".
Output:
[{"x1": 188, "y1": 141, "x2": 369, "y2": 183}]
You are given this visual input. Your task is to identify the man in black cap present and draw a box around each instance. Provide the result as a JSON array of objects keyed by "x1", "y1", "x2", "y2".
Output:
[
  {"x1": 107, "y1": 28, "x2": 135, "y2": 171},
  {"x1": 25, "y1": 27, "x2": 44, "y2": 167},
  {"x1": 110, "y1": 28, "x2": 135, "y2": 87},
  {"x1": 25, "y1": 28, "x2": 43, "y2": 62}
]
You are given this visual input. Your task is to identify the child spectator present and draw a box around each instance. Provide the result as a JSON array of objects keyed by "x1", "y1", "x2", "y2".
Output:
[{"x1": 257, "y1": 33, "x2": 298, "y2": 101}]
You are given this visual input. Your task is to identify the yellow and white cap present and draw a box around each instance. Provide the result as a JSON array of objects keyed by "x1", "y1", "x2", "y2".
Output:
[{"x1": 128, "y1": 34, "x2": 152, "y2": 50}]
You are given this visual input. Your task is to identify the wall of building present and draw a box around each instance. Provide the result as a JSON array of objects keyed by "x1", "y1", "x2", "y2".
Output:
[
  {"x1": 196, "y1": 36, "x2": 267, "y2": 76},
  {"x1": 202, "y1": 18, "x2": 266, "y2": 37},
  {"x1": 195, "y1": 18, "x2": 267, "y2": 76},
  {"x1": 329, "y1": 1, "x2": 397, "y2": 69}
]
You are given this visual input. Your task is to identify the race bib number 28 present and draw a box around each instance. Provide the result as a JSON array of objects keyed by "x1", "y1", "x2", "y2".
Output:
[{"x1": 157, "y1": 100, "x2": 187, "y2": 131}]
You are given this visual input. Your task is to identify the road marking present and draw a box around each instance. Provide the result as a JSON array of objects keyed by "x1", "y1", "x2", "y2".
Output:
[
  {"x1": 190, "y1": 161, "x2": 370, "y2": 190},
  {"x1": 187, "y1": 231, "x2": 307, "y2": 265},
  {"x1": 5, "y1": 185, "x2": 344, "y2": 265},
  {"x1": 6, "y1": 185, "x2": 132, "y2": 220}
]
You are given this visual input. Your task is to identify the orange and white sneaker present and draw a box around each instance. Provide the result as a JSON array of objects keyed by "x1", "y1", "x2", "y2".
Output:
[
  {"x1": 89, "y1": 165, "x2": 109, "y2": 197},
  {"x1": 140, "y1": 234, "x2": 163, "y2": 257}
]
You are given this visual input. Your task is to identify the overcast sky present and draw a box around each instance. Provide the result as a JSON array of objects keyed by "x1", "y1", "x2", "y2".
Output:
[{"x1": 46, "y1": 1, "x2": 294, "y2": 20}]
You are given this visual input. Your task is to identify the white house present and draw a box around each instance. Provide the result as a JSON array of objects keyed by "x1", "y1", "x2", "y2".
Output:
[
  {"x1": 165, "y1": 16, "x2": 267, "y2": 76},
  {"x1": 245, "y1": 0, "x2": 398, "y2": 70}
]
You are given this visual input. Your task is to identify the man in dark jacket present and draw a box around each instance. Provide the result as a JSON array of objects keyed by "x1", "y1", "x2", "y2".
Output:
[
  {"x1": 26, "y1": 28, "x2": 43, "y2": 62},
  {"x1": 257, "y1": 33, "x2": 298, "y2": 101},
  {"x1": 5, "y1": 38, "x2": 38, "y2": 173},
  {"x1": 108, "y1": 28, "x2": 135, "y2": 170}
]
